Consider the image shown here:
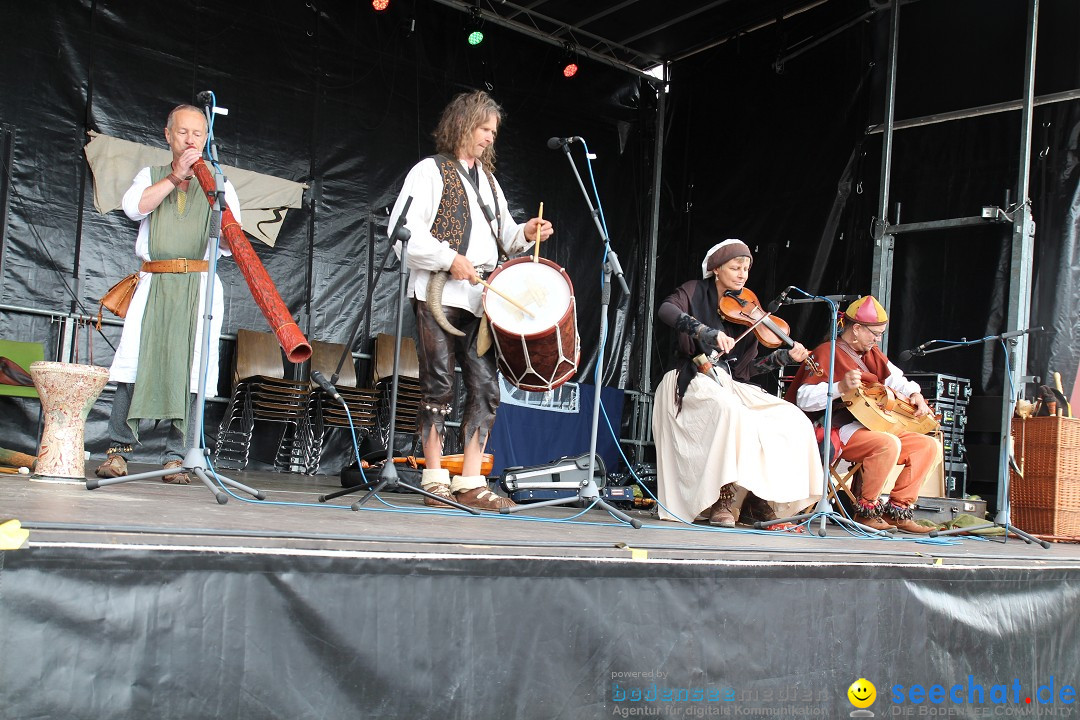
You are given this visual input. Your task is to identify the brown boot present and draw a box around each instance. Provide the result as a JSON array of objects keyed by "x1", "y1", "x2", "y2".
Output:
[
  {"x1": 162, "y1": 459, "x2": 190, "y2": 484},
  {"x1": 882, "y1": 500, "x2": 935, "y2": 534},
  {"x1": 852, "y1": 497, "x2": 893, "y2": 532},
  {"x1": 94, "y1": 454, "x2": 128, "y2": 478},
  {"x1": 707, "y1": 484, "x2": 737, "y2": 528}
]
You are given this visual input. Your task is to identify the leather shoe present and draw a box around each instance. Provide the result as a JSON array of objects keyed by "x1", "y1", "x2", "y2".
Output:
[
  {"x1": 423, "y1": 483, "x2": 455, "y2": 508},
  {"x1": 886, "y1": 516, "x2": 935, "y2": 534},
  {"x1": 854, "y1": 515, "x2": 893, "y2": 532},
  {"x1": 94, "y1": 454, "x2": 128, "y2": 478},
  {"x1": 708, "y1": 502, "x2": 736, "y2": 528},
  {"x1": 162, "y1": 460, "x2": 190, "y2": 484},
  {"x1": 454, "y1": 487, "x2": 515, "y2": 510}
]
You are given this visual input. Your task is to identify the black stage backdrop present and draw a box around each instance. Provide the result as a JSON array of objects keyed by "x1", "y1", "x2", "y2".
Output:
[
  {"x1": 0, "y1": 0, "x2": 657, "y2": 470},
  {"x1": 1, "y1": 0, "x2": 1079, "y2": 493},
  {"x1": 660, "y1": 0, "x2": 1080, "y2": 499}
]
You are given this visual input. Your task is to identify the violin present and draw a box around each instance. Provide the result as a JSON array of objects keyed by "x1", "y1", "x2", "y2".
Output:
[{"x1": 717, "y1": 287, "x2": 823, "y2": 376}]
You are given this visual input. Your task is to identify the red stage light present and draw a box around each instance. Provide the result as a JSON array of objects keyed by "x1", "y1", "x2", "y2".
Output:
[
  {"x1": 562, "y1": 62, "x2": 578, "y2": 78},
  {"x1": 372, "y1": 0, "x2": 390, "y2": 11}
]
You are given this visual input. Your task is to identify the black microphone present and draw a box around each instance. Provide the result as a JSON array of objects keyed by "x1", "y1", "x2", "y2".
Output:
[
  {"x1": 546, "y1": 136, "x2": 578, "y2": 150},
  {"x1": 897, "y1": 344, "x2": 928, "y2": 362},
  {"x1": 311, "y1": 370, "x2": 344, "y2": 406},
  {"x1": 767, "y1": 286, "x2": 794, "y2": 313},
  {"x1": 196, "y1": 90, "x2": 214, "y2": 105}
]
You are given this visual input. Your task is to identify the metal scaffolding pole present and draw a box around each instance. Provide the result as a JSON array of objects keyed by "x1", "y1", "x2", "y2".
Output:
[
  {"x1": 635, "y1": 69, "x2": 666, "y2": 462},
  {"x1": 869, "y1": 1, "x2": 1044, "y2": 531},
  {"x1": 997, "y1": 0, "x2": 1040, "y2": 523},
  {"x1": 870, "y1": 0, "x2": 901, "y2": 351}
]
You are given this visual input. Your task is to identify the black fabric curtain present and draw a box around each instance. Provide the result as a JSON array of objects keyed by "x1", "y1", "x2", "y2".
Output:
[
  {"x1": 660, "y1": 0, "x2": 1080, "y2": 498},
  {"x1": 0, "y1": 0, "x2": 657, "y2": 471}
]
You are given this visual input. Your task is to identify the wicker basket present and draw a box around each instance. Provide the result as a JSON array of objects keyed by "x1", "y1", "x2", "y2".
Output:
[{"x1": 1009, "y1": 417, "x2": 1080, "y2": 536}]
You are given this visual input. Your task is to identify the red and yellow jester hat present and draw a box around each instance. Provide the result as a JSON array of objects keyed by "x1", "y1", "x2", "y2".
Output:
[{"x1": 840, "y1": 295, "x2": 888, "y2": 328}]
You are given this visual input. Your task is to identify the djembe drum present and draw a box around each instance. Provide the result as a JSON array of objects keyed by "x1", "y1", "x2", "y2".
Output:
[{"x1": 28, "y1": 361, "x2": 110, "y2": 480}]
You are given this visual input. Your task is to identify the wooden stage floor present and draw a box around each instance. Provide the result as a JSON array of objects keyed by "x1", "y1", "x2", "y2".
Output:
[{"x1": 4, "y1": 462, "x2": 1079, "y2": 568}]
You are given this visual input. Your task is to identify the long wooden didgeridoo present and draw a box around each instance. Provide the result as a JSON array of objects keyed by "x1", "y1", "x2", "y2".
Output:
[
  {"x1": 190, "y1": 159, "x2": 312, "y2": 363},
  {"x1": 0, "y1": 447, "x2": 36, "y2": 471}
]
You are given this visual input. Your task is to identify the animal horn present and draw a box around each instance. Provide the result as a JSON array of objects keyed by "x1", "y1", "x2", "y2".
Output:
[{"x1": 426, "y1": 271, "x2": 466, "y2": 337}]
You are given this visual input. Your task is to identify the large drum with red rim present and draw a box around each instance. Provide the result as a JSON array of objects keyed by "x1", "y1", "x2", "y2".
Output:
[{"x1": 483, "y1": 257, "x2": 579, "y2": 392}]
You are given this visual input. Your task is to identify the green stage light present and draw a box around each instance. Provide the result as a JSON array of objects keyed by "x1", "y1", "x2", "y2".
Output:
[{"x1": 466, "y1": 5, "x2": 484, "y2": 46}]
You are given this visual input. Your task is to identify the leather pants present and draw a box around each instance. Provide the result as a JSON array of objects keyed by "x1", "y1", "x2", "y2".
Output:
[{"x1": 414, "y1": 300, "x2": 499, "y2": 451}]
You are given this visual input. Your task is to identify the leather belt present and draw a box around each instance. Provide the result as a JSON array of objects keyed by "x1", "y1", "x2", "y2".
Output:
[{"x1": 140, "y1": 259, "x2": 209, "y2": 274}]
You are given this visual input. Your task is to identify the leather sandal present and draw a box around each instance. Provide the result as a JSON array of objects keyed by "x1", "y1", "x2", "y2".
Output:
[
  {"x1": 423, "y1": 483, "x2": 455, "y2": 508},
  {"x1": 454, "y1": 487, "x2": 515, "y2": 510},
  {"x1": 94, "y1": 454, "x2": 128, "y2": 478},
  {"x1": 162, "y1": 459, "x2": 190, "y2": 484}
]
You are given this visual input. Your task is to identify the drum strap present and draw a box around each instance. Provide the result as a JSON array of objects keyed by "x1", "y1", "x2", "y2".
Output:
[{"x1": 437, "y1": 154, "x2": 510, "y2": 263}]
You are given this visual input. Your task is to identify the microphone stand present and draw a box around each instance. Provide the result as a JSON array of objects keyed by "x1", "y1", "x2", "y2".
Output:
[
  {"x1": 501, "y1": 140, "x2": 641, "y2": 528},
  {"x1": 88, "y1": 95, "x2": 265, "y2": 503},
  {"x1": 905, "y1": 329, "x2": 1050, "y2": 547},
  {"x1": 318, "y1": 204, "x2": 479, "y2": 514},
  {"x1": 757, "y1": 291, "x2": 889, "y2": 537}
]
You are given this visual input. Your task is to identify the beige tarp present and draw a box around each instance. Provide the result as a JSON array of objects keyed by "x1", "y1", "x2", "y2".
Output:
[{"x1": 83, "y1": 131, "x2": 306, "y2": 247}]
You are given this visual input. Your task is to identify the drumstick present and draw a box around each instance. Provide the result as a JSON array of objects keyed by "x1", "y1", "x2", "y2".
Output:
[
  {"x1": 533, "y1": 202, "x2": 544, "y2": 263},
  {"x1": 474, "y1": 276, "x2": 536, "y2": 319}
]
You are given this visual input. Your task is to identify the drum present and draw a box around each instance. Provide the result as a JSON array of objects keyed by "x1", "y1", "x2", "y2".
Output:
[
  {"x1": 28, "y1": 361, "x2": 110, "y2": 480},
  {"x1": 483, "y1": 257, "x2": 580, "y2": 392}
]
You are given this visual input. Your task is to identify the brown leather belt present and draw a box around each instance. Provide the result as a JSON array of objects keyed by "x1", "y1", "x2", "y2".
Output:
[{"x1": 140, "y1": 259, "x2": 209, "y2": 274}]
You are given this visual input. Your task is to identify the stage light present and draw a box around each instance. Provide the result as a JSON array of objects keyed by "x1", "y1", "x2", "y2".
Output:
[
  {"x1": 560, "y1": 44, "x2": 579, "y2": 79},
  {"x1": 372, "y1": 0, "x2": 389, "y2": 11},
  {"x1": 466, "y1": 6, "x2": 484, "y2": 46}
]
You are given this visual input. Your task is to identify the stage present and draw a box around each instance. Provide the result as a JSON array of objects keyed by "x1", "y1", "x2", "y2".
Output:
[{"x1": 3, "y1": 465, "x2": 1080, "y2": 719}]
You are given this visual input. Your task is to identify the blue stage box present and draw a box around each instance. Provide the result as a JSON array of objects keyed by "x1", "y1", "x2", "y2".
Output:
[{"x1": 488, "y1": 382, "x2": 625, "y2": 478}]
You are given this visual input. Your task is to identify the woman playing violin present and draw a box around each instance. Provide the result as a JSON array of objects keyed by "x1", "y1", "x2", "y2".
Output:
[
  {"x1": 653, "y1": 239, "x2": 823, "y2": 529},
  {"x1": 784, "y1": 296, "x2": 937, "y2": 534}
]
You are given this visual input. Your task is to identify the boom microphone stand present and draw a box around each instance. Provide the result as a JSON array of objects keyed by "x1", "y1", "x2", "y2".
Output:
[
  {"x1": 909, "y1": 329, "x2": 1050, "y2": 547},
  {"x1": 757, "y1": 290, "x2": 888, "y2": 537},
  {"x1": 87, "y1": 92, "x2": 264, "y2": 504},
  {"x1": 317, "y1": 199, "x2": 479, "y2": 514},
  {"x1": 501, "y1": 137, "x2": 641, "y2": 528}
]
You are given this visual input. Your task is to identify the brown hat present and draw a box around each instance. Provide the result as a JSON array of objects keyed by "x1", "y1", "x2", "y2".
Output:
[{"x1": 702, "y1": 239, "x2": 753, "y2": 278}]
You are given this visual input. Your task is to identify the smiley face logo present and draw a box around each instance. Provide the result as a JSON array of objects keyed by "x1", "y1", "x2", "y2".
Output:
[{"x1": 847, "y1": 678, "x2": 876, "y2": 709}]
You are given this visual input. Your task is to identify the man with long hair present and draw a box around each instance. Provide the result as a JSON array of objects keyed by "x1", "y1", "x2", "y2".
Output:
[{"x1": 387, "y1": 90, "x2": 552, "y2": 509}]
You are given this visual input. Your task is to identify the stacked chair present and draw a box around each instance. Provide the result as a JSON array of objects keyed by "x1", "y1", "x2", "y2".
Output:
[
  {"x1": 372, "y1": 333, "x2": 422, "y2": 454},
  {"x1": 305, "y1": 340, "x2": 381, "y2": 474},
  {"x1": 215, "y1": 329, "x2": 312, "y2": 471}
]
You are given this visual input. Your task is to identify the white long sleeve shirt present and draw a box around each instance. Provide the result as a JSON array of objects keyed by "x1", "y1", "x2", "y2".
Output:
[{"x1": 388, "y1": 157, "x2": 533, "y2": 317}]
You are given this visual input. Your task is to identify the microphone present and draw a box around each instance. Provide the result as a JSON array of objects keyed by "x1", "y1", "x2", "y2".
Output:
[
  {"x1": 767, "y1": 286, "x2": 794, "y2": 313},
  {"x1": 311, "y1": 370, "x2": 344, "y2": 406},
  {"x1": 897, "y1": 344, "x2": 929, "y2": 362},
  {"x1": 546, "y1": 136, "x2": 578, "y2": 150},
  {"x1": 196, "y1": 90, "x2": 214, "y2": 105}
]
